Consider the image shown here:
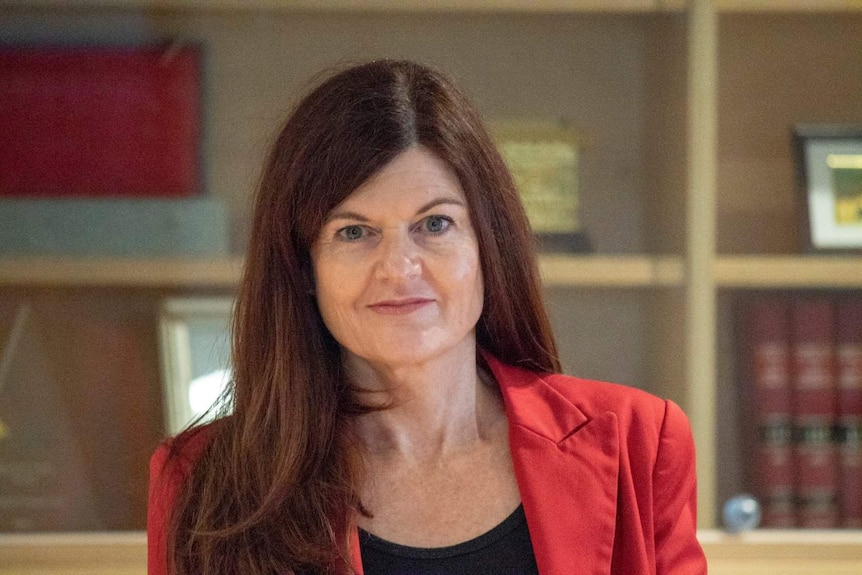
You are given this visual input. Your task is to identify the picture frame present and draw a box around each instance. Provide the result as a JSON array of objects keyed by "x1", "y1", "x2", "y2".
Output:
[
  {"x1": 159, "y1": 297, "x2": 234, "y2": 436},
  {"x1": 490, "y1": 119, "x2": 591, "y2": 253},
  {"x1": 794, "y1": 124, "x2": 862, "y2": 252}
]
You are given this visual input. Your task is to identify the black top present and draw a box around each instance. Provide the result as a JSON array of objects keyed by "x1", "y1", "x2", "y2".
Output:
[{"x1": 358, "y1": 504, "x2": 539, "y2": 575}]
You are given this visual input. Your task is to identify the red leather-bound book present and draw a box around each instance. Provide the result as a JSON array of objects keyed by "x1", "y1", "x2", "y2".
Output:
[
  {"x1": 0, "y1": 45, "x2": 201, "y2": 197},
  {"x1": 837, "y1": 297, "x2": 862, "y2": 528},
  {"x1": 791, "y1": 298, "x2": 838, "y2": 529},
  {"x1": 745, "y1": 297, "x2": 795, "y2": 528}
]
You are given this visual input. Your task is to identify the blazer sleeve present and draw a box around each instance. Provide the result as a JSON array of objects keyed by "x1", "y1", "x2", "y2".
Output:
[
  {"x1": 653, "y1": 400, "x2": 707, "y2": 574},
  {"x1": 147, "y1": 426, "x2": 214, "y2": 575},
  {"x1": 148, "y1": 443, "x2": 178, "y2": 575}
]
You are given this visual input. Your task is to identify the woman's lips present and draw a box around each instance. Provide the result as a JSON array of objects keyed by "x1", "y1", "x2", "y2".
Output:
[{"x1": 368, "y1": 298, "x2": 434, "y2": 315}]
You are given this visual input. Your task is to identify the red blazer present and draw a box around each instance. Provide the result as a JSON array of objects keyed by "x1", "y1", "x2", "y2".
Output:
[{"x1": 148, "y1": 355, "x2": 707, "y2": 574}]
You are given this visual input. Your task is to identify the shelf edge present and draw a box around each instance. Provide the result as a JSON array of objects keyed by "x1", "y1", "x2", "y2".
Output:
[
  {"x1": 0, "y1": 255, "x2": 687, "y2": 289},
  {"x1": 716, "y1": 0, "x2": 862, "y2": 13},
  {"x1": 539, "y1": 255, "x2": 684, "y2": 287},
  {"x1": 0, "y1": 257, "x2": 243, "y2": 288},
  {"x1": 715, "y1": 256, "x2": 862, "y2": 288},
  {"x1": 0, "y1": 0, "x2": 677, "y2": 14}
]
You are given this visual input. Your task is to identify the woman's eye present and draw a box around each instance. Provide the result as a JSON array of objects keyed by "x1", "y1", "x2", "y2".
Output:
[
  {"x1": 422, "y1": 215, "x2": 452, "y2": 234},
  {"x1": 337, "y1": 225, "x2": 366, "y2": 241}
]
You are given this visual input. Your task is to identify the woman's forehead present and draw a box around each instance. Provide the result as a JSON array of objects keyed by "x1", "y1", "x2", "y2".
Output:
[{"x1": 333, "y1": 147, "x2": 465, "y2": 210}]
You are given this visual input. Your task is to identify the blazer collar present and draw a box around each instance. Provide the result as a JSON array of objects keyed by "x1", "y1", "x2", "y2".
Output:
[
  {"x1": 349, "y1": 355, "x2": 620, "y2": 575},
  {"x1": 486, "y1": 355, "x2": 620, "y2": 575}
]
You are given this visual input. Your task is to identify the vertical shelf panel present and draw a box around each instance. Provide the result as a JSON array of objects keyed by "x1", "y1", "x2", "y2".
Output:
[
  {"x1": 687, "y1": 0, "x2": 719, "y2": 528},
  {"x1": 642, "y1": 9, "x2": 689, "y2": 466}
]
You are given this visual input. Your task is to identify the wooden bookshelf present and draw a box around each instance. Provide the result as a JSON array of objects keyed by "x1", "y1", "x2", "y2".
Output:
[{"x1": 2, "y1": 1, "x2": 862, "y2": 572}]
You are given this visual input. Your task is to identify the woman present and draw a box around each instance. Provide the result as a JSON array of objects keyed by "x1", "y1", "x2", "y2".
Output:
[{"x1": 148, "y1": 59, "x2": 706, "y2": 574}]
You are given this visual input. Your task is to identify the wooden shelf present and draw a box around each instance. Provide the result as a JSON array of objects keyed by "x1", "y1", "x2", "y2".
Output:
[
  {"x1": 699, "y1": 529, "x2": 862, "y2": 575},
  {"x1": 0, "y1": 255, "x2": 684, "y2": 289},
  {"x1": 716, "y1": 0, "x2": 862, "y2": 12},
  {"x1": 540, "y1": 255, "x2": 684, "y2": 287},
  {"x1": 0, "y1": 532, "x2": 146, "y2": 575},
  {"x1": 0, "y1": 257, "x2": 243, "y2": 289},
  {"x1": 26, "y1": 0, "x2": 862, "y2": 15},
  {"x1": 3, "y1": 530, "x2": 861, "y2": 575},
  {"x1": 0, "y1": 0, "x2": 684, "y2": 13},
  {"x1": 715, "y1": 255, "x2": 862, "y2": 289}
]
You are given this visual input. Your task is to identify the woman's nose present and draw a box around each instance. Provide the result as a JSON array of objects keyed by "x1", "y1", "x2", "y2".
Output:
[{"x1": 375, "y1": 234, "x2": 421, "y2": 281}]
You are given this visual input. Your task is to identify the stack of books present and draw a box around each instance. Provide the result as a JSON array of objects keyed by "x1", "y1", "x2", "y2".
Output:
[{"x1": 739, "y1": 295, "x2": 862, "y2": 528}]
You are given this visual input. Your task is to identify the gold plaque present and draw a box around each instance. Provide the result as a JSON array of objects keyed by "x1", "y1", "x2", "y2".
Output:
[{"x1": 492, "y1": 120, "x2": 590, "y2": 252}]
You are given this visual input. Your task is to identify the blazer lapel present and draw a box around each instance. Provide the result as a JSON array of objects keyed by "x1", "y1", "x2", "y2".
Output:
[
  {"x1": 487, "y1": 356, "x2": 619, "y2": 575},
  {"x1": 349, "y1": 528, "x2": 363, "y2": 575},
  {"x1": 349, "y1": 356, "x2": 620, "y2": 575}
]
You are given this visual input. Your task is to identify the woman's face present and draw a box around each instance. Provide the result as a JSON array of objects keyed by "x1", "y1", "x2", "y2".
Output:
[{"x1": 310, "y1": 146, "x2": 484, "y2": 373}]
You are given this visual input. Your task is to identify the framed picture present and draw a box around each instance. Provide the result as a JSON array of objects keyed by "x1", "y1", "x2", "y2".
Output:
[
  {"x1": 159, "y1": 297, "x2": 234, "y2": 436},
  {"x1": 490, "y1": 119, "x2": 591, "y2": 252},
  {"x1": 794, "y1": 124, "x2": 862, "y2": 251}
]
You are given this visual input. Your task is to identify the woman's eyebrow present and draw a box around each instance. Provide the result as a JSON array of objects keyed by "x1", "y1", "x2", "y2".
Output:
[
  {"x1": 324, "y1": 195, "x2": 465, "y2": 223},
  {"x1": 415, "y1": 196, "x2": 466, "y2": 215},
  {"x1": 323, "y1": 210, "x2": 369, "y2": 224}
]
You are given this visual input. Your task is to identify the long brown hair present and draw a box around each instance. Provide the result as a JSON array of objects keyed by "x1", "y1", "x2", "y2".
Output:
[{"x1": 167, "y1": 59, "x2": 559, "y2": 574}]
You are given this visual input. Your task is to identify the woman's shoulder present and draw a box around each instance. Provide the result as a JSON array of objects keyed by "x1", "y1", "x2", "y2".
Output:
[
  {"x1": 487, "y1": 354, "x2": 684, "y2": 434},
  {"x1": 147, "y1": 421, "x2": 221, "y2": 572},
  {"x1": 152, "y1": 420, "x2": 218, "y2": 460},
  {"x1": 491, "y1": 355, "x2": 663, "y2": 410},
  {"x1": 545, "y1": 371, "x2": 668, "y2": 416},
  {"x1": 149, "y1": 421, "x2": 221, "y2": 495},
  {"x1": 545, "y1": 372, "x2": 691, "y2": 438}
]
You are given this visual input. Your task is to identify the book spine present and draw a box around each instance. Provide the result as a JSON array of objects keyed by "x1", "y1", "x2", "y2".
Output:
[
  {"x1": 747, "y1": 297, "x2": 795, "y2": 527},
  {"x1": 791, "y1": 298, "x2": 838, "y2": 529},
  {"x1": 837, "y1": 297, "x2": 862, "y2": 528}
]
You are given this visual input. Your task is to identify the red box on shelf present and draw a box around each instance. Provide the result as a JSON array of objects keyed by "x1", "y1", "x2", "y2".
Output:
[{"x1": 0, "y1": 44, "x2": 202, "y2": 197}]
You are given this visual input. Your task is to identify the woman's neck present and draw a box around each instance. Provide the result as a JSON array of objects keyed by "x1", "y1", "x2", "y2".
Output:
[{"x1": 347, "y1": 348, "x2": 504, "y2": 462}]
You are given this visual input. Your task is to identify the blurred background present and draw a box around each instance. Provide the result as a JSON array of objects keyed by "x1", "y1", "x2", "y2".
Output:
[{"x1": 0, "y1": 2, "x2": 861, "y2": 573}]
